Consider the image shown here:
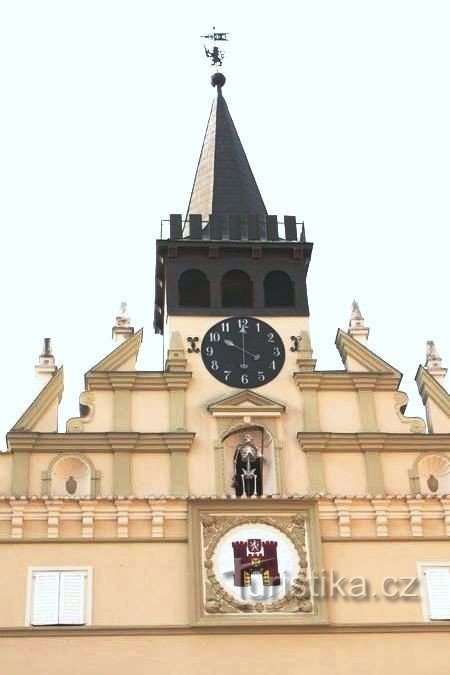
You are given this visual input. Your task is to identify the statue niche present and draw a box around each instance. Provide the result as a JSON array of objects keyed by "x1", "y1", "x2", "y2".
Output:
[{"x1": 232, "y1": 433, "x2": 264, "y2": 497}]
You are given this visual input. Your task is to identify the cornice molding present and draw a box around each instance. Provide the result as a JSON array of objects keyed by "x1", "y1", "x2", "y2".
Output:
[
  {"x1": 322, "y1": 536, "x2": 450, "y2": 542},
  {"x1": 85, "y1": 371, "x2": 192, "y2": 391},
  {"x1": 0, "y1": 622, "x2": 448, "y2": 637},
  {"x1": 298, "y1": 432, "x2": 450, "y2": 453},
  {"x1": 9, "y1": 367, "x2": 64, "y2": 434},
  {"x1": 416, "y1": 366, "x2": 450, "y2": 417},
  {"x1": 294, "y1": 371, "x2": 399, "y2": 392},
  {"x1": 0, "y1": 537, "x2": 186, "y2": 545},
  {"x1": 6, "y1": 431, "x2": 195, "y2": 453}
]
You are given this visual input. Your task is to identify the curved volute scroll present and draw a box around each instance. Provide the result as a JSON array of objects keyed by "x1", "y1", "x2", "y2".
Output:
[
  {"x1": 393, "y1": 391, "x2": 426, "y2": 434},
  {"x1": 66, "y1": 391, "x2": 95, "y2": 433}
]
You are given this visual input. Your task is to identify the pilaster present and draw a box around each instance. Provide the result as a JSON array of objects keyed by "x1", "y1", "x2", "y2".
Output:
[
  {"x1": 302, "y1": 390, "x2": 321, "y2": 431},
  {"x1": 357, "y1": 389, "x2": 378, "y2": 432},
  {"x1": 113, "y1": 452, "x2": 131, "y2": 496},
  {"x1": 11, "y1": 452, "x2": 30, "y2": 496},
  {"x1": 168, "y1": 388, "x2": 186, "y2": 431},
  {"x1": 113, "y1": 389, "x2": 131, "y2": 432},
  {"x1": 305, "y1": 451, "x2": 326, "y2": 494},
  {"x1": 170, "y1": 450, "x2": 189, "y2": 496},
  {"x1": 363, "y1": 448, "x2": 385, "y2": 495}
]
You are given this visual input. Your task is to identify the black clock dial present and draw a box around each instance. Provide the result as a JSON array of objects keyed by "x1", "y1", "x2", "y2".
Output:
[{"x1": 201, "y1": 317, "x2": 285, "y2": 388}]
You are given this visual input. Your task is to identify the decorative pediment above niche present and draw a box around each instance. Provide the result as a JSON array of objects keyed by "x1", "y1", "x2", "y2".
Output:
[{"x1": 207, "y1": 390, "x2": 286, "y2": 418}]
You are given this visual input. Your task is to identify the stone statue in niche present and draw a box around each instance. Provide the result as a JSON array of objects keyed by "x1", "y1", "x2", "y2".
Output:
[{"x1": 232, "y1": 433, "x2": 263, "y2": 497}]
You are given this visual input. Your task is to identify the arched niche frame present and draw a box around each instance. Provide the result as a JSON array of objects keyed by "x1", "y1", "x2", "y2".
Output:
[
  {"x1": 207, "y1": 390, "x2": 286, "y2": 497},
  {"x1": 408, "y1": 451, "x2": 450, "y2": 495},
  {"x1": 41, "y1": 452, "x2": 101, "y2": 498}
]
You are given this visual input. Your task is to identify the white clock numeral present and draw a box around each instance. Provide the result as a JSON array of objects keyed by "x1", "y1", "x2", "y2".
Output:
[
  {"x1": 241, "y1": 373, "x2": 249, "y2": 384},
  {"x1": 211, "y1": 360, "x2": 219, "y2": 371},
  {"x1": 273, "y1": 346, "x2": 281, "y2": 356},
  {"x1": 269, "y1": 360, "x2": 276, "y2": 370},
  {"x1": 257, "y1": 371, "x2": 265, "y2": 382},
  {"x1": 206, "y1": 346, "x2": 214, "y2": 356},
  {"x1": 221, "y1": 322, "x2": 230, "y2": 332},
  {"x1": 255, "y1": 322, "x2": 261, "y2": 332},
  {"x1": 238, "y1": 318, "x2": 248, "y2": 329},
  {"x1": 224, "y1": 370, "x2": 231, "y2": 381},
  {"x1": 267, "y1": 332, "x2": 275, "y2": 343},
  {"x1": 209, "y1": 332, "x2": 221, "y2": 342}
]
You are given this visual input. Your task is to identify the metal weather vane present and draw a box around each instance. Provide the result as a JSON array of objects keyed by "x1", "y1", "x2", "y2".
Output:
[{"x1": 201, "y1": 27, "x2": 229, "y2": 67}]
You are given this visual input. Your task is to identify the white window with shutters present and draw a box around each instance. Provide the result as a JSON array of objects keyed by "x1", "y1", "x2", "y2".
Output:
[
  {"x1": 25, "y1": 567, "x2": 93, "y2": 627},
  {"x1": 417, "y1": 562, "x2": 450, "y2": 621}
]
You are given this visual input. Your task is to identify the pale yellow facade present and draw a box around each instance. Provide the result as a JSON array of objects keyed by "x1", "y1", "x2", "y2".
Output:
[
  {"x1": 1, "y1": 304, "x2": 450, "y2": 674},
  {"x1": 2, "y1": 64, "x2": 450, "y2": 674}
]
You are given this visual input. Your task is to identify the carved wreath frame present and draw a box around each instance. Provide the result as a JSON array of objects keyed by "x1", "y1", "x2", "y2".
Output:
[{"x1": 201, "y1": 513, "x2": 313, "y2": 615}]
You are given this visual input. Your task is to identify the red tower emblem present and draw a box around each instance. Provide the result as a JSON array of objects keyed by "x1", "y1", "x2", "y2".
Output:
[{"x1": 232, "y1": 538, "x2": 281, "y2": 587}]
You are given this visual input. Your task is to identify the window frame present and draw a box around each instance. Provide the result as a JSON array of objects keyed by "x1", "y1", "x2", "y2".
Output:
[
  {"x1": 416, "y1": 560, "x2": 450, "y2": 622},
  {"x1": 25, "y1": 566, "x2": 93, "y2": 627}
]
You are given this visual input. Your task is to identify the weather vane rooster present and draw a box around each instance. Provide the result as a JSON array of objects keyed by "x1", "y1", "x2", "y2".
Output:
[{"x1": 201, "y1": 27, "x2": 230, "y2": 67}]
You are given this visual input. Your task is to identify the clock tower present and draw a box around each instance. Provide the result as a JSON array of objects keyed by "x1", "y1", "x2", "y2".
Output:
[{"x1": 154, "y1": 72, "x2": 313, "y2": 398}]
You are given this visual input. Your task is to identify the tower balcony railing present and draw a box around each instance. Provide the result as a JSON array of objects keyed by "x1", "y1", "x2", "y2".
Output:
[{"x1": 159, "y1": 214, "x2": 306, "y2": 243}]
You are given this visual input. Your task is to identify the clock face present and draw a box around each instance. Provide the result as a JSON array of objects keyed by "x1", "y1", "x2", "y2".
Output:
[{"x1": 201, "y1": 317, "x2": 285, "y2": 388}]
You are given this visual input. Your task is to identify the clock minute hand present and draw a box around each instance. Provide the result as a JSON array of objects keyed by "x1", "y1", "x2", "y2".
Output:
[
  {"x1": 224, "y1": 339, "x2": 261, "y2": 361},
  {"x1": 239, "y1": 327, "x2": 247, "y2": 370}
]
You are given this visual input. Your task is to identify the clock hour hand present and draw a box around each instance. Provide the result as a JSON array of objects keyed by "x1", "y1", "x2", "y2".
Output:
[{"x1": 223, "y1": 339, "x2": 261, "y2": 361}]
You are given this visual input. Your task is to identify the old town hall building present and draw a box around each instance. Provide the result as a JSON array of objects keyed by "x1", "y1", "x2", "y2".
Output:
[{"x1": 1, "y1": 70, "x2": 450, "y2": 674}]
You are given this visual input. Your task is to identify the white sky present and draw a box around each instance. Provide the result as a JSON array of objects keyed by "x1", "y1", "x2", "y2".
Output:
[{"x1": 1, "y1": 1, "x2": 449, "y2": 445}]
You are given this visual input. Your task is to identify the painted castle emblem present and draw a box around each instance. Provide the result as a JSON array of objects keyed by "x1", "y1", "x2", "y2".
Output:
[
  {"x1": 232, "y1": 538, "x2": 281, "y2": 593},
  {"x1": 209, "y1": 522, "x2": 307, "y2": 607}
]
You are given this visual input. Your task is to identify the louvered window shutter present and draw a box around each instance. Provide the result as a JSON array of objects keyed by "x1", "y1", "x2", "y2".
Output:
[
  {"x1": 31, "y1": 572, "x2": 60, "y2": 626},
  {"x1": 58, "y1": 572, "x2": 85, "y2": 625},
  {"x1": 425, "y1": 567, "x2": 450, "y2": 620}
]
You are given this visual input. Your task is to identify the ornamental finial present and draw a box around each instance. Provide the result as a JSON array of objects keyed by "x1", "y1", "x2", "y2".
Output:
[
  {"x1": 348, "y1": 300, "x2": 369, "y2": 344},
  {"x1": 201, "y1": 27, "x2": 230, "y2": 70},
  {"x1": 425, "y1": 340, "x2": 447, "y2": 385}
]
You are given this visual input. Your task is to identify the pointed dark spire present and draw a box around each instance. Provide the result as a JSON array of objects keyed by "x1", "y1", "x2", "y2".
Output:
[{"x1": 187, "y1": 73, "x2": 267, "y2": 220}]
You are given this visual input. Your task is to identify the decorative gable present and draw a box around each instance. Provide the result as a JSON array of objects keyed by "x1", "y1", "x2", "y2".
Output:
[
  {"x1": 335, "y1": 329, "x2": 401, "y2": 378},
  {"x1": 88, "y1": 328, "x2": 143, "y2": 374},
  {"x1": 416, "y1": 366, "x2": 450, "y2": 433},
  {"x1": 9, "y1": 367, "x2": 64, "y2": 434}
]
